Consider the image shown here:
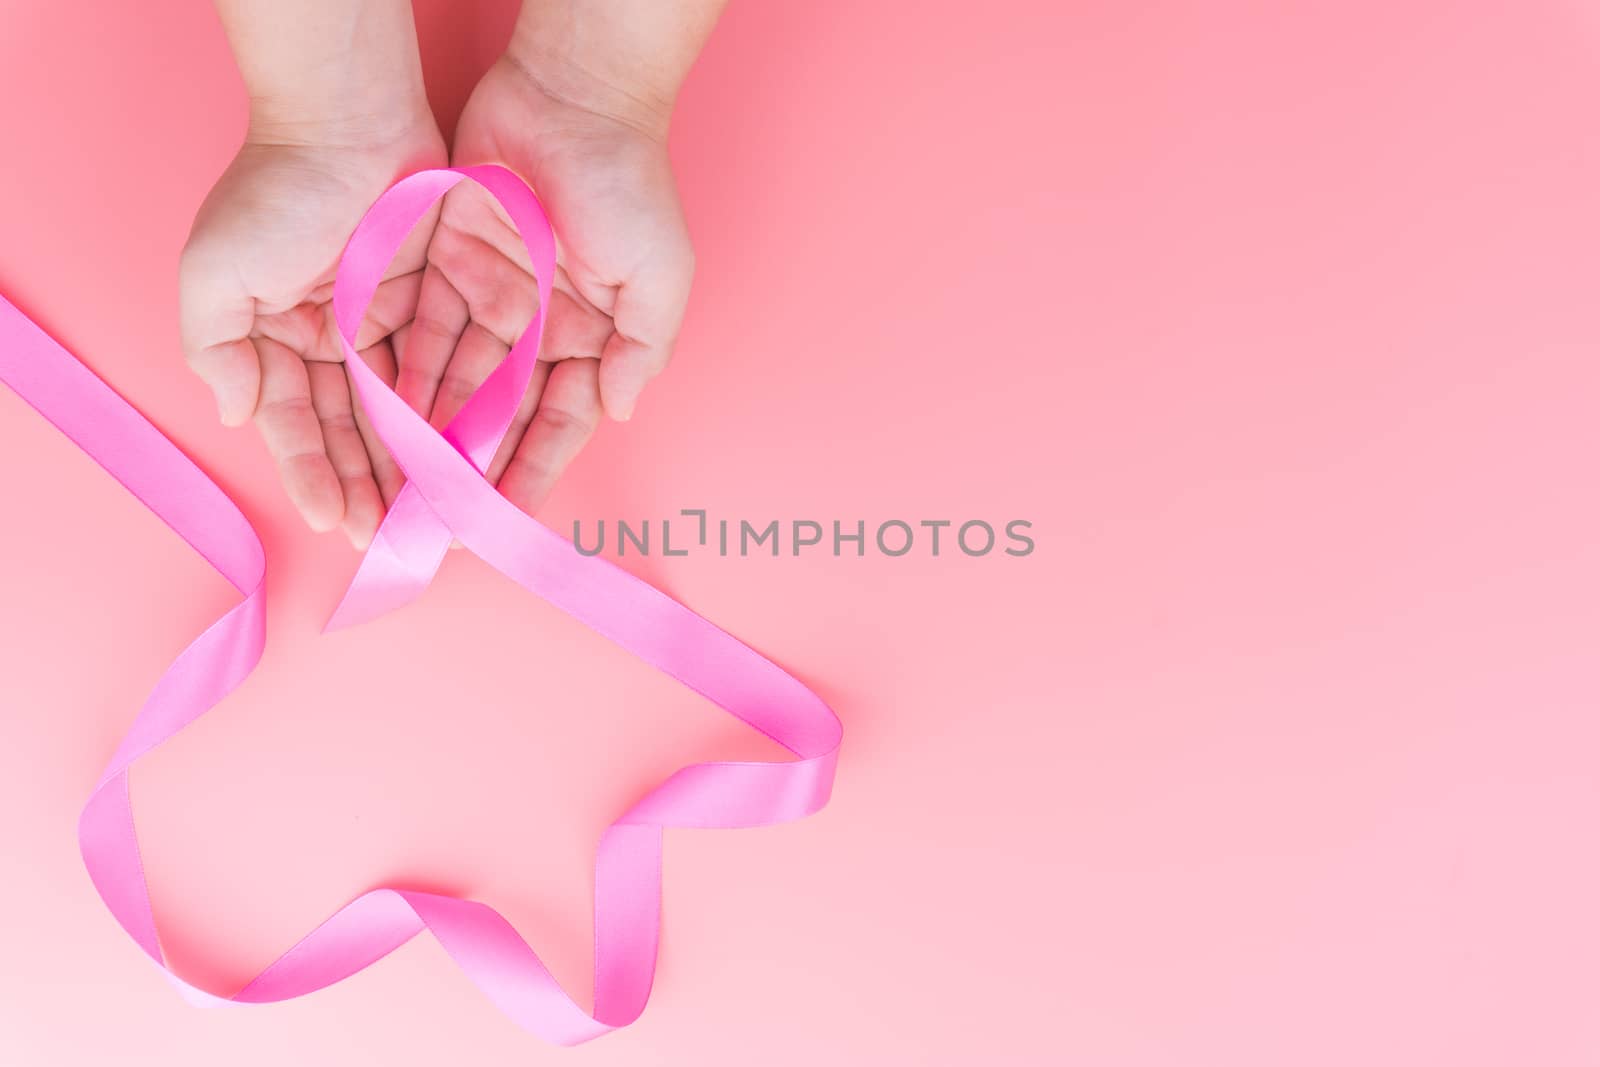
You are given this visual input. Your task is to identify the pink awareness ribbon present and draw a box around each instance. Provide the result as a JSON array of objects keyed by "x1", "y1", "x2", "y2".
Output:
[{"x1": 0, "y1": 166, "x2": 842, "y2": 1046}]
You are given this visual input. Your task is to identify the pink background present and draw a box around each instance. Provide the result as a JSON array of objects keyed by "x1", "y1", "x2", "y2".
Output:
[{"x1": 1, "y1": 1, "x2": 1597, "y2": 1063}]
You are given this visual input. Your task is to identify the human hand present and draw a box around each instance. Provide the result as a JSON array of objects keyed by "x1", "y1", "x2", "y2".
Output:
[
  {"x1": 384, "y1": 51, "x2": 696, "y2": 519},
  {"x1": 181, "y1": 0, "x2": 449, "y2": 548},
  {"x1": 180, "y1": 124, "x2": 445, "y2": 547}
]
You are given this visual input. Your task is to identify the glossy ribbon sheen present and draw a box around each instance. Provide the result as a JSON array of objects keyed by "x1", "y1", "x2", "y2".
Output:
[{"x1": 0, "y1": 166, "x2": 841, "y2": 1045}]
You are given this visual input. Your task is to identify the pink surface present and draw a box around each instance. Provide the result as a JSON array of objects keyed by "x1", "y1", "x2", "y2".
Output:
[{"x1": 0, "y1": 1, "x2": 1595, "y2": 1064}]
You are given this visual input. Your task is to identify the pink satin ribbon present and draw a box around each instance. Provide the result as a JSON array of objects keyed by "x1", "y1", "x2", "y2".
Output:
[{"x1": 0, "y1": 166, "x2": 841, "y2": 1045}]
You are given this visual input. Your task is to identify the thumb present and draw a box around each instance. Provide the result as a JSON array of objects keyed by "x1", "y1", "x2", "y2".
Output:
[
  {"x1": 178, "y1": 236, "x2": 262, "y2": 426},
  {"x1": 598, "y1": 237, "x2": 694, "y2": 422}
]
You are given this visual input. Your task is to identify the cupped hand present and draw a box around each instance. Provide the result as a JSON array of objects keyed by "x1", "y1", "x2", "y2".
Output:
[
  {"x1": 179, "y1": 123, "x2": 445, "y2": 547},
  {"x1": 386, "y1": 55, "x2": 696, "y2": 519}
]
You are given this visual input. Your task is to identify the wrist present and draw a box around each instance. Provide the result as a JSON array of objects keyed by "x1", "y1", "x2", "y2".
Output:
[
  {"x1": 218, "y1": 0, "x2": 435, "y2": 150},
  {"x1": 504, "y1": 13, "x2": 682, "y2": 141},
  {"x1": 244, "y1": 78, "x2": 434, "y2": 150}
]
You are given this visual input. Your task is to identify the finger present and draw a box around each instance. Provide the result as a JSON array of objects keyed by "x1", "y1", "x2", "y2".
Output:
[
  {"x1": 252, "y1": 337, "x2": 342, "y2": 532},
  {"x1": 494, "y1": 357, "x2": 602, "y2": 516},
  {"x1": 307, "y1": 360, "x2": 383, "y2": 549},
  {"x1": 431, "y1": 322, "x2": 510, "y2": 431},
  {"x1": 178, "y1": 244, "x2": 261, "y2": 426},
  {"x1": 348, "y1": 338, "x2": 405, "y2": 508},
  {"x1": 396, "y1": 262, "x2": 468, "y2": 420},
  {"x1": 597, "y1": 236, "x2": 694, "y2": 421},
  {"x1": 186, "y1": 338, "x2": 261, "y2": 426},
  {"x1": 484, "y1": 359, "x2": 553, "y2": 484}
]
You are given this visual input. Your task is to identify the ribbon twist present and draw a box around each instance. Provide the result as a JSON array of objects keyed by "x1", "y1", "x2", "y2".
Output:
[{"x1": 0, "y1": 166, "x2": 841, "y2": 1046}]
